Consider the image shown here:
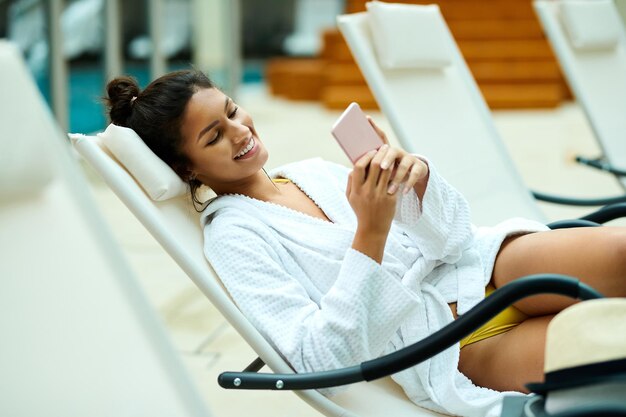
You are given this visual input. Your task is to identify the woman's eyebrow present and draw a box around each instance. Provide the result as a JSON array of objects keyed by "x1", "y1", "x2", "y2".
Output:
[{"x1": 196, "y1": 97, "x2": 231, "y2": 142}]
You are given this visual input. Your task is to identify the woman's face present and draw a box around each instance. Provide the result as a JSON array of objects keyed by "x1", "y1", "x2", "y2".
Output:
[{"x1": 180, "y1": 87, "x2": 268, "y2": 192}]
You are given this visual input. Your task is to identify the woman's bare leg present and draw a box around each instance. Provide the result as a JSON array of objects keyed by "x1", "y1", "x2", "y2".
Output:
[
  {"x1": 492, "y1": 226, "x2": 626, "y2": 316},
  {"x1": 459, "y1": 226, "x2": 626, "y2": 392},
  {"x1": 458, "y1": 315, "x2": 553, "y2": 392}
]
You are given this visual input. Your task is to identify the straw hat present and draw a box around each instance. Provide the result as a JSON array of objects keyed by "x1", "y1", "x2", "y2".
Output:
[{"x1": 525, "y1": 298, "x2": 626, "y2": 415}]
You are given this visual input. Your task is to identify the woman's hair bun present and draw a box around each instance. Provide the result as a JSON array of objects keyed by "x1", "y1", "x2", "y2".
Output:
[{"x1": 105, "y1": 76, "x2": 140, "y2": 127}]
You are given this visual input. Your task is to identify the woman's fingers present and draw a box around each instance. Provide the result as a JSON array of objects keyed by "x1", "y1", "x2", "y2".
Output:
[
  {"x1": 346, "y1": 172, "x2": 353, "y2": 198},
  {"x1": 353, "y1": 145, "x2": 430, "y2": 196},
  {"x1": 352, "y1": 145, "x2": 394, "y2": 193},
  {"x1": 367, "y1": 115, "x2": 389, "y2": 145},
  {"x1": 388, "y1": 156, "x2": 412, "y2": 190},
  {"x1": 366, "y1": 144, "x2": 390, "y2": 190},
  {"x1": 353, "y1": 149, "x2": 377, "y2": 183},
  {"x1": 402, "y1": 159, "x2": 428, "y2": 194},
  {"x1": 384, "y1": 154, "x2": 429, "y2": 195}
]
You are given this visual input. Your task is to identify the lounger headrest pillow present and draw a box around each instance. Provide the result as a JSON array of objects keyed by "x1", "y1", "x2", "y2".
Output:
[
  {"x1": 98, "y1": 123, "x2": 188, "y2": 201},
  {"x1": 560, "y1": 0, "x2": 623, "y2": 52},
  {"x1": 366, "y1": 2, "x2": 452, "y2": 69}
]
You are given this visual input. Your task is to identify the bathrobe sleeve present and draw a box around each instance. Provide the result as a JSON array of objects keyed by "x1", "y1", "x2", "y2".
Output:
[
  {"x1": 393, "y1": 157, "x2": 474, "y2": 263},
  {"x1": 323, "y1": 158, "x2": 473, "y2": 263},
  {"x1": 204, "y1": 215, "x2": 420, "y2": 395}
]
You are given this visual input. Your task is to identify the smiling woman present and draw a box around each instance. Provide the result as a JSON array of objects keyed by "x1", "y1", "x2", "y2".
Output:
[
  {"x1": 177, "y1": 87, "x2": 270, "y2": 198},
  {"x1": 103, "y1": 69, "x2": 626, "y2": 417}
]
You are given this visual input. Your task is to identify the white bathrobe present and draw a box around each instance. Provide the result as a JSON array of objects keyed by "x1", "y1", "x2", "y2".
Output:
[{"x1": 201, "y1": 158, "x2": 548, "y2": 417}]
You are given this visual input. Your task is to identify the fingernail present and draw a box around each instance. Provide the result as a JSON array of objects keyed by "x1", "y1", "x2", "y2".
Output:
[
  {"x1": 387, "y1": 183, "x2": 398, "y2": 194},
  {"x1": 381, "y1": 161, "x2": 390, "y2": 170},
  {"x1": 403, "y1": 185, "x2": 412, "y2": 195}
]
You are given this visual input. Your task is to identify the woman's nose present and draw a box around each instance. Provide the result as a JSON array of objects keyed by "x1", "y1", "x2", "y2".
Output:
[{"x1": 228, "y1": 121, "x2": 249, "y2": 143}]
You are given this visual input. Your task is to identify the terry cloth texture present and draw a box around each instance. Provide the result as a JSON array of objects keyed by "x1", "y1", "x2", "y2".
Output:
[{"x1": 201, "y1": 158, "x2": 547, "y2": 416}]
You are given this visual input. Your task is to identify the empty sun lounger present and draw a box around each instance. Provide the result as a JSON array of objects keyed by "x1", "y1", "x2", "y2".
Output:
[
  {"x1": 534, "y1": 0, "x2": 626, "y2": 190},
  {"x1": 0, "y1": 40, "x2": 212, "y2": 417},
  {"x1": 337, "y1": 2, "x2": 626, "y2": 226}
]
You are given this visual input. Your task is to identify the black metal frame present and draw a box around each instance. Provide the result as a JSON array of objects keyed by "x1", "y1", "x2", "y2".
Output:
[
  {"x1": 532, "y1": 190, "x2": 626, "y2": 207},
  {"x1": 218, "y1": 275, "x2": 603, "y2": 391},
  {"x1": 546, "y1": 202, "x2": 626, "y2": 229},
  {"x1": 576, "y1": 155, "x2": 626, "y2": 178},
  {"x1": 530, "y1": 156, "x2": 626, "y2": 208}
]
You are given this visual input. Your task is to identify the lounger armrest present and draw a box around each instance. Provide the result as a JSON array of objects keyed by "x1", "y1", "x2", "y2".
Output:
[
  {"x1": 576, "y1": 155, "x2": 626, "y2": 177},
  {"x1": 547, "y1": 219, "x2": 601, "y2": 229},
  {"x1": 532, "y1": 190, "x2": 626, "y2": 206},
  {"x1": 580, "y1": 202, "x2": 626, "y2": 224},
  {"x1": 218, "y1": 275, "x2": 602, "y2": 391}
]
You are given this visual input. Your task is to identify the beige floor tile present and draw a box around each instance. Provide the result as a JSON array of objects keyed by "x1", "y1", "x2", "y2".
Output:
[
  {"x1": 186, "y1": 324, "x2": 324, "y2": 417},
  {"x1": 162, "y1": 287, "x2": 228, "y2": 354},
  {"x1": 492, "y1": 104, "x2": 626, "y2": 224}
]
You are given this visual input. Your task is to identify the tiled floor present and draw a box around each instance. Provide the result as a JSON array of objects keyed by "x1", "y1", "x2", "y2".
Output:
[{"x1": 82, "y1": 83, "x2": 625, "y2": 417}]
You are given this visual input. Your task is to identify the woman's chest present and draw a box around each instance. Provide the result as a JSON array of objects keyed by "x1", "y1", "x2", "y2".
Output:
[{"x1": 271, "y1": 183, "x2": 332, "y2": 223}]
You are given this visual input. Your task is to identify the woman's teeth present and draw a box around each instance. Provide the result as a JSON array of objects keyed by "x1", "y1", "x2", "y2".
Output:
[{"x1": 235, "y1": 138, "x2": 254, "y2": 159}]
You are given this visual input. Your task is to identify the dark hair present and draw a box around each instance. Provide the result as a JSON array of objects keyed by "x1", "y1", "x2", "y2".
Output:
[{"x1": 104, "y1": 70, "x2": 214, "y2": 208}]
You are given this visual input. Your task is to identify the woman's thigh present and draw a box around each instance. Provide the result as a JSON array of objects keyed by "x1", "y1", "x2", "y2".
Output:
[
  {"x1": 492, "y1": 226, "x2": 626, "y2": 316},
  {"x1": 458, "y1": 315, "x2": 553, "y2": 393}
]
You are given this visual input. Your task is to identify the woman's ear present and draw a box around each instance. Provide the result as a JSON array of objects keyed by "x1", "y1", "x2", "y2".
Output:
[{"x1": 171, "y1": 162, "x2": 192, "y2": 182}]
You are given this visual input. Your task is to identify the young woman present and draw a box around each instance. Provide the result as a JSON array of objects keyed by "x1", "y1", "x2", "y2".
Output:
[{"x1": 105, "y1": 70, "x2": 626, "y2": 417}]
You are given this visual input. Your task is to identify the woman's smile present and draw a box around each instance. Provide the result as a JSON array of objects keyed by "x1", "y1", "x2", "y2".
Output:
[{"x1": 234, "y1": 137, "x2": 259, "y2": 160}]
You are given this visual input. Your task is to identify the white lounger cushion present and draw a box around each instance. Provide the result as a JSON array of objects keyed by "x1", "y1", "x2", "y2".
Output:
[
  {"x1": 97, "y1": 123, "x2": 187, "y2": 201},
  {"x1": 0, "y1": 42, "x2": 55, "y2": 200},
  {"x1": 366, "y1": 2, "x2": 451, "y2": 69},
  {"x1": 560, "y1": 0, "x2": 623, "y2": 51}
]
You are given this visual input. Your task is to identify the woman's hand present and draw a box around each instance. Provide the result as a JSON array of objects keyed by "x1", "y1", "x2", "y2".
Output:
[
  {"x1": 346, "y1": 146, "x2": 399, "y2": 263},
  {"x1": 366, "y1": 116, "x2": 430, "y2": 198},
  {"x1": 345, "y1": 116, "x2": 430, "y2": 263},
  {"x1": 347, "y1": 146, "x2": 399, "y2": 236}
]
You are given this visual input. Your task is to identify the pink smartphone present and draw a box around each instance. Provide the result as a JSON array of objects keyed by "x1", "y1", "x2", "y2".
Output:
[{"x1": 331, "y1": 102, "x2": 384, "y2": 164}]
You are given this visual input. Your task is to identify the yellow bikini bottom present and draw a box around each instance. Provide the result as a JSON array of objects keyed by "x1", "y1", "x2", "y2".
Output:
[{"x1": 459, "y1": 284, "x2": 528, "y2": 349}]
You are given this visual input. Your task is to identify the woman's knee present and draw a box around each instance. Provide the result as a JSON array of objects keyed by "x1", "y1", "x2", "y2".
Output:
[
  {"x1": 606, "y1": 227, "x2": 626, "y2": 272},
  {"x1": 493, "y1": 227, "x2": 626, "y2": 284}
]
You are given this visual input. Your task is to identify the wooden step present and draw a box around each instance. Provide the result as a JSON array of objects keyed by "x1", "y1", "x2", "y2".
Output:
[
  {"x1": 271, "y1": 0, "x2": 570, "y2": 110},
  {"x1": 321, "y1": 85, "x2": 379, "y2": 110},
  {"x1": 346, "y1": 0, "x2": 537, "y2": 19},
  {"x1": 326, "y1": 38, "x2": 555, "y2": 64},
  {"x1": 448, "y1": 19, "x2": 545, "y2": 40},
  {"x1": 459, "y1": 39, "x2": 555, "y2": 61},
  {"x1": 324, "y1": 60, "x2": 563, "y2": 86},
  {"x1": 480, "y1": 83, "x2": 566, "y2": 109},
  {"x1": 266, "y1": 58, "x2": 326, "y2": 100},
  {"x1": 324, "y1": 63, "x2": 366, "y2": 85},
  {"x1": 467, "y1": 60, "x2": 562, "y2": 82},
  {"x1": 321, "y1": 82, "x2": 566, "y2": 110},
  {"x1": 325, "y1": 40, "x2": 359, "y2": 62}
]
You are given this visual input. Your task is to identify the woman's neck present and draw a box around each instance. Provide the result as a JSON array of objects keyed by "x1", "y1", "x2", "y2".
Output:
[{"x1": 210, "y1": 169, "x2": 283, "y2": 201}]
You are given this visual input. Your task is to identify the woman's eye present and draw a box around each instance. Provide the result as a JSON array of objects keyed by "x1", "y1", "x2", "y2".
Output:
[
  {"x1": 206, "y1": 132, "x2": 221, "y2": 146},
  {"x1": 228, "y1": 107, "x2": 238, "y2": 118}
]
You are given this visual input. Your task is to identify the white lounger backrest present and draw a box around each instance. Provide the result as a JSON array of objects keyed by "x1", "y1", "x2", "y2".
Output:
[
  {"x1": 534, "y1": 0, "x2": 626, "y2": 190},
  {"x1": 72, "y1": 130, "x2": 443, "y2": 417},
  {"x1": 338, "y1": 9, "x2": 546, "y2": 225},
  {"x1": 0, "y1": 40, "x2": 212, "y2": 417}
]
